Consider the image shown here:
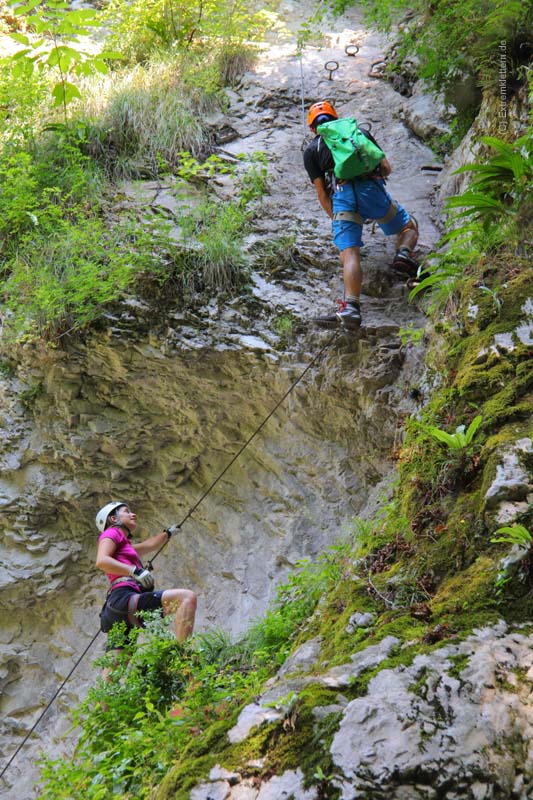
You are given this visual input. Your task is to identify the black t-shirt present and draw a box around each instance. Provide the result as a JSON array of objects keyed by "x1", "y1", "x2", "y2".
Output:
[{"x1": 303, "y1": 128, "x2": 382, "y2": 184}]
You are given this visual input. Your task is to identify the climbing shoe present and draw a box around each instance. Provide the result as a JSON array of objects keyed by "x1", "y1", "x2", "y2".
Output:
[
  {"x1": 391, "y1": 248, "x2": 420, "y2": 279},
  {"x1": 314, "y1": 300, "x2": 361, "y2": 331}
]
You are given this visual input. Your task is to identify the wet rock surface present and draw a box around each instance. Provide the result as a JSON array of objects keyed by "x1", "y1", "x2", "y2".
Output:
[
  {"x1": 188, "y1": 623, "x2": 533, "y2": 800},
  {"x1": 331, "y1": 624, "x2": 533, "y2": 800},
  {"x1": 0, "y1": 2, "x2": 445, "y2": 797}
]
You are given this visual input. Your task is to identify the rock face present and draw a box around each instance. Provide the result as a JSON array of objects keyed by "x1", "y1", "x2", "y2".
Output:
[
  {"x1": 185, "y1": 624, "x2": 533, "y2": 800},
  {"x1": 330, "y1": 625, "x2": 533, "y2": 800},
  {"x1": 484, "y1": 438, "x2": 533, "y2": 510},
  {"x1": 0, "y1": 2, "x2": 444, "y2": 797},
  {"x1": 190, "y1": 767, "x2": 318, "y2": 800}
]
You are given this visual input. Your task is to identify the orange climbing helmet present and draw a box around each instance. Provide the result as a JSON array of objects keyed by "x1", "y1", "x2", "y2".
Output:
[{"x1": 307, "y1": 101, "x2": 338, "y2": 128}]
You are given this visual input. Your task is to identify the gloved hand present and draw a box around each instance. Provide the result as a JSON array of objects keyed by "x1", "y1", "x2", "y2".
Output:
[
  {"x1": 166, "y1": 524, "x2": 180, "y2": 538},
  {"x1": 129, "y1": 566, "x2": 155, "y2": 591}
]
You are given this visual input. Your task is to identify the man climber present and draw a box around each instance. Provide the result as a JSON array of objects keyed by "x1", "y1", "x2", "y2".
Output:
[{"x1": 303, "y1": 101, "x2": 420, "y2": 330}]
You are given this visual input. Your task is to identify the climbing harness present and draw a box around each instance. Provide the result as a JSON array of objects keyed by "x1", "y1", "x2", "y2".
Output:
[
  {"x1": 0, "y1": 329, "x2": 339, "y2": 782},
  {"x1": 334, "y1": 201, "x2": 399, "y2": 227}
]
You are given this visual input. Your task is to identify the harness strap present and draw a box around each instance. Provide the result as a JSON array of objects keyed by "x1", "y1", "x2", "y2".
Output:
[
  {"x1": 333, "y1": 201, "x2": 398, "y2": 228},
  {"x1": 334, "y1": 210, "x2": 365, "y2": 225},
  {"x1": 127, "y1": 593, "x2": 143, "y2": 628},
  {"x1": 107, "y1": 576, "x2": 137, "y2": 596},
  {"x1": 376, "y1": 201, "x2": 398, "y2": 224}
]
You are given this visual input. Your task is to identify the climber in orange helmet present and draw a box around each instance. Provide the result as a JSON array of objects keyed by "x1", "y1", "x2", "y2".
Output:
[{"x1": 303, "y1": 101, "x2": 420, "y2": 330}]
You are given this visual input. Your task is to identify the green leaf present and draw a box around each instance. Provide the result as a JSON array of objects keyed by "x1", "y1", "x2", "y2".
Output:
[
  {"x1": 9, "y1": 32, "x2": 30, "y2": 45},
  {"x1": 58, "y1": 52, "x2": 74, "y2": 72},
  {"x1": 491, "y1": 524, "x2": 532, "y2": 547},
  {"x1": 9, "y1": 0, "x2": 43, "y2": 14},
  {"x1": 67, "y1": 8, "x2": 97, "y2": 23},
  {"x1": 91, "y1": 59, "x2": 109, "y2": 75},
  {"x1": 479, "y1": 135, "x2": 516, "y2": 156},
  {"x1": 46, "y1": 48, "x2": 60, "y2": 67},
  {"x1": 446, "y1": 193, "x2": 506, "y2": 210},
  {"x1": 51, "y1": 80, "x2": 82, "y2": 106},
  {"x1": 12, "y1": 58, "x2": 33, "y2": 77},
  {"x1": 408, "y1": 272, "x2": 450, "y2": 300},
  {"x1": 11, "y1": 47, "x2": 32, "y2": 59},
  {"x1": 78, "y1": 61, "x2": 93, "y2": 76},
  {"x1": 98, "y1": 50, "x2": 126, "y2": 61},
  {"x1": 426, "y1": 426, "x2": 460, "y2": 449},
  {"x1": 464, "y1": 415, "x2": 482, "y2": 445}
]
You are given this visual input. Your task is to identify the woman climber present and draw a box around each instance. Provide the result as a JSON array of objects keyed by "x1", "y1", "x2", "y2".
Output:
[{"x1": 96, "y1": 501, "x2": 197, "y2": 649}]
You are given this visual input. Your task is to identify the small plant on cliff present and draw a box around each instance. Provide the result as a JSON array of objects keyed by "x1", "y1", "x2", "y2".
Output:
[
  {"x1": 424, "y1": 415, "x2": 483, "y2": 451},
  {"x1": 491, "y1": 524, "x2": 532, "y2": 548},
  {"x1": 410, "y1": 132, "x2": 533, "y2": 305},
  {"x1": 446, "y1": 133, "x2": 533, "y2": 232},
  {"x1": 491, "y1": 525, "x2": 533, "y2": 597}
]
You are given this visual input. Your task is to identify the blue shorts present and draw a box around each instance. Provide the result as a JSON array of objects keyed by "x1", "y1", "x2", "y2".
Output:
[{"x1": 332, "y1": 178, "x2": 411, "y2": 251}]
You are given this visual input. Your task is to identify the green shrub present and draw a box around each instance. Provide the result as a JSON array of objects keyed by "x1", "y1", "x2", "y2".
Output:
[
  {"x1": 103, "y1": 0, "x2": 266, "y2": 72},
  {"x1": 78, "y1": 59, "x2": 215, "y2": 179},
  {"x1": 0, "y1": 132, "x2": 102, "y2": 254},
  {"x1": 409, "y1": 130, "x2": 533, "y2": 309},
  {"x1": 5, "y1": 0, "x2": 122, "y2": 121},
  {"x1": 0, "y1": 56, "x2": 50, "y2": 146},
  {"x1": 2, "y1": 215, "x2": 139, "y2": 340},
  {"x1": 0, "y1": 149, "x2": 40, "y2": 247}
]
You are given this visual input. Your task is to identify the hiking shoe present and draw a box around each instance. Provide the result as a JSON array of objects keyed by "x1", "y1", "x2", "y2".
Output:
[
  {"x1": 314, "y1": 301, "x2": 361, "y2": 331},
  {"x1": 391, "y1": 248, "x2": 420, "y2": 279}
]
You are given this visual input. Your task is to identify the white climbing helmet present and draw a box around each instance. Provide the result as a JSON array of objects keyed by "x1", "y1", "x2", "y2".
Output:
[{"x1": 95, "y1": 501, "x2": 127, "y2": 533}]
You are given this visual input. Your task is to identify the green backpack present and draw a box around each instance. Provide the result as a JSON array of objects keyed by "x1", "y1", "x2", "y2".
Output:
[{"x1": 316, "y1": 117, "x2": 385, "y2": 180}]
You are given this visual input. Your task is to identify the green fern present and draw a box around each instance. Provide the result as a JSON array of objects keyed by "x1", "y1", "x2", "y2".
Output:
[
  {"x1": 490, "y1": 524, "x2": 532, "y2": 548},
  {"x1": 424, "y1": 416, "x2": 483, "y2": 451},
  {"x1": 409, "y1": 132, "x2": 531, "y2": 305},
  {"x1": 448, "y1": 133, "x2": 532, "y2": 220}
]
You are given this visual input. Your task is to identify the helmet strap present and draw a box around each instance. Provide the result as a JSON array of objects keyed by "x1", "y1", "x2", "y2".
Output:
[{"x1": 108, "y1": 510, "x2": 132, "y2": 538}]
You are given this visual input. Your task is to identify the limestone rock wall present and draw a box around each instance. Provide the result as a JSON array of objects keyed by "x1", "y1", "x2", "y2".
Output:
[
  {"x1": 0, "y1": 0, "x2": 444, "y2": 795},
  {"x1": 183, "y1": 624, "x2": 533, "y2": 800},
  {"x1": 0, "y1": 317, "x2": 425, "y2": 797}
]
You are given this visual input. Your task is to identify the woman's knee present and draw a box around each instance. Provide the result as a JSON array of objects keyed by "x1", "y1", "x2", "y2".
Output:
[
  {"x1": 182, "y1": 589, "x2": 197, "y2": 612},
  {"x1": 162, "y1": 588, "x2": 197, "y2": 613}
]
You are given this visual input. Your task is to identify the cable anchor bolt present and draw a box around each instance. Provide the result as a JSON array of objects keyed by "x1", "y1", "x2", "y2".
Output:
[{"x1": 324, "y1": 60, "x2": 339, "y2": 80}]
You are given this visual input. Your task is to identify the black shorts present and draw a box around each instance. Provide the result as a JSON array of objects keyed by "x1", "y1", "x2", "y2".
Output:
[{"x1": 100, "y1": 586, "x2": 165, "y2": 649}]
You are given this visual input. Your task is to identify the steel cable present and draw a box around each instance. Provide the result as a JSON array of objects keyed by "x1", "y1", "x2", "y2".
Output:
[{"x1": 0, "y1": 330, "x2": 338, "y2": 781}]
